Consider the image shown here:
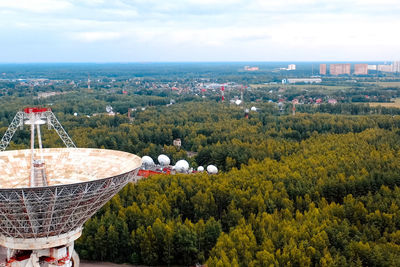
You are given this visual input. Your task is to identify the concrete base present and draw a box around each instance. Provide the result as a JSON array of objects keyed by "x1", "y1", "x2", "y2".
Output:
[{"x1": 0, "y1": 227, "x2": 82, "y2": 250}]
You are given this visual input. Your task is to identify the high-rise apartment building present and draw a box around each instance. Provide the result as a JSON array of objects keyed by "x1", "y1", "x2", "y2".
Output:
[
  {"x1": 320, "y1": 64, "x2": 326, "y2": 75},
  {"x1": 393, "y1": 61, "x2": 400, "y2": 72},
  {"x1": 378, "y1": 65, "x2": 393, "y2": 72},
  {"x1": 354, "y1": 64, "x2": 368, "y2": 75},
  {"x1": 330, "y1": 63, "x2": 351, "y2": 75}
]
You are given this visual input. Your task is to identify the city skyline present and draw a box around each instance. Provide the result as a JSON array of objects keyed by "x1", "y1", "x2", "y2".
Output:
[{"x1": 1, "y1": 0, "x2": 400, "y2": 63}]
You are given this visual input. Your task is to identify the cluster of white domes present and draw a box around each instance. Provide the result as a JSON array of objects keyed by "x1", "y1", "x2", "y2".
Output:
[{"x1": 140, "y1": 155, "x2": 218, "y2": 174}]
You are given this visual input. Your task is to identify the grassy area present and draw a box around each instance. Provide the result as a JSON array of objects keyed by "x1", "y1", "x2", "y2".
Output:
[
  {"x1": 250, "y1": 84, "x2": 348, "y2": 90},
  {"x1": 364, "y1": 81, "x2": 400, "y2": 88},
  {"x1": 369, "y1": 98, "x2": 400, "y2": 108}
]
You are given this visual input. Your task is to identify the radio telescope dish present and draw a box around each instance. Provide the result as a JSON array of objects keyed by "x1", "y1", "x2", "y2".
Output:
[
  {"x1": 175, "y1": 160, "x2": 189, "y2": 173},
  {"x1": 0, "y1": 108, "x2": 142, "y2": 267},
  {"x1": 207, "y1": 165, "x2": 218, "y2": 174},
  {"x1": 158, "y1": 154, "x2": 170, "y2": 166},
  {"x1": 106, "y1": 105, "x2": 113, "y2": 113},
  {"x1": 142, "y1": 155, "x2": 155, "y2": 168}
]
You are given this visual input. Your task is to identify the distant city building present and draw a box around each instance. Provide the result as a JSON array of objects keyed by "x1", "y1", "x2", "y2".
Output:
[
  {"x1": 354, "y1": 64, "x2": 368, "y2": 75},
  {"x1": 283, "y1": 78, "x2": 322, "y2": 84},
  {"x1": 368, "y1": 65, "x2": 377, "y2": 70},
  {"x1": 244, "y1": 66, "x2": 259, "y2": 71},
  {"x1": 378, "y1": 64, "x2": 393, "y2": 72},
  {"x1": 320, "y1": 64, "x2": 327, "y2": 75},
  {"x1": 330, "y1": 63, "x2": 351, "y2": 75},
  {"x1": 393, "y1": 61, "x2": 400, "y2": 72},
  {"x1": 287, "y1": 64, "x2": 296, "y2": 70}
]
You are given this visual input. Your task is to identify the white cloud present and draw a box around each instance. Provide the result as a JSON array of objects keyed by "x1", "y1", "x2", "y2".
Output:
[
  {"x1": 70, "y1": 31, "x2": 122, "y2": 42},
  {"x1": 0, "y1": 0, "x2": 72, "y2": 13}
]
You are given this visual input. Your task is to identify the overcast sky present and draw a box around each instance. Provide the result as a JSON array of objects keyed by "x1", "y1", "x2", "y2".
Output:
[{"x1": 1, "y1": 0, "x2": 399, "y2": 62}]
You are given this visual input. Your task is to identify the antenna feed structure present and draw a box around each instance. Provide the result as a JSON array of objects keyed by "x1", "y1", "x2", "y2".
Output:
[{"x1": 0, "y1": 108, "x2": 142, "y2": 267}]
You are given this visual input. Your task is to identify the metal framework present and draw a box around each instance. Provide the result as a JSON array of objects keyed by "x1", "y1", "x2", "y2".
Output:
[
  {"x1": 0, "y1": 108, "x2": 142, "y2": 267},
  {"x1": 0, "y1": 111, "x2": 24, "y2": 151},
  {"x1": 44, "y1": 111, "x2": 76, "y2": 148},
  {"x1": 0, "y1": 108, "x2": 75, "y2": 152},
  {"x1": 0, "y1": 169, "x2": 137, "y2": 241}
]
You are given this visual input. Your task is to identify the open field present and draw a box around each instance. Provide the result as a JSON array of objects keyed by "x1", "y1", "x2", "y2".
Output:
[
  {"x1": 364, "y1": 81, "x2": 400, "y2": 88},
  {"x1": 369, "y1": 98, "x2": 400, "y2": 108},
  {"x1": 250, "y1": 84, "x2": 349, "y2": 90}
]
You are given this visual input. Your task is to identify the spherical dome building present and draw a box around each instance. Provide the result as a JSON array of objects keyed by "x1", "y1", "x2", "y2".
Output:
[
  {"x1": 142, "y1": 156, "x2": 155, "y2": 169},
  {"x1": 207, "y1": 165, "x2": 218, "y2": 174},
  {"x1": 174, "y1": 160, "x2": 189, "y2": 173},
  {"x1": 158, "y1": 154, "x2": 171, "y2": 166}
]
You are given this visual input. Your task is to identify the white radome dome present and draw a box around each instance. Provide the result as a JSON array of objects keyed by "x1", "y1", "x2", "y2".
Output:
[
  {"x1": 197, "y1": 166, "x2": 204, "y2": 172},
  {"x1": 141, "y1": 156, "x2": 155, "y2": 168},
  {"x1": 207, "y1": 165, "x2": 218, "y2": 174},
  {"x1": 251, "y1": 106, "x2": 257, "y2": 111},
  {"x1": 175, "y1": 160, "x2": 189, "y2": 173},
  {"x1": 158, "y1": 154, "x2": 171, "y2": 166},
  {"x1": 235, "y1": 99, "x2": 242, "y2": 105}
]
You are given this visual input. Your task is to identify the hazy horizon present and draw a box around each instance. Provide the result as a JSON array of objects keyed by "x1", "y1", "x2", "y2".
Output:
[{"x1": 0, "y1": 61, "x2": 392, "y2": 64}]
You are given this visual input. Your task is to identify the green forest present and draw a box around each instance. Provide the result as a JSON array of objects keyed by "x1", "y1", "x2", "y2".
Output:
[
  {"x1": 58, "y1": 103, "x2": 399, "y2": 266},
  {"x1": 1, "y1": 92, "x2": 400, "y2": 266},
  {"x1": 74, "y1": 126, "x2": 400, "y2": 266}
]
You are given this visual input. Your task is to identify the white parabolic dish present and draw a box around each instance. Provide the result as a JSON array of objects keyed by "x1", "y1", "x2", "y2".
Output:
[
  {"x1": 158, "y1": 154, "x2": 170, "y2": 166},
  {"x1": 0, "y1": 148, "x2": 141, "y2": 249},
  {"x1": 175, "y1": 159, "x2": 189, "y2": 173}
]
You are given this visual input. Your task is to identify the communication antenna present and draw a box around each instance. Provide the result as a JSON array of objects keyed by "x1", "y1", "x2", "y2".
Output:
[
  {"x1": 0, "y1": 107, "x2": 141, "y2": 267},
  {"x1": 87, "y1": 74, "x2": 91, "y2": 90},
  {"x1": 106, "y1": 105, "x2": 113, "y2": 113}
]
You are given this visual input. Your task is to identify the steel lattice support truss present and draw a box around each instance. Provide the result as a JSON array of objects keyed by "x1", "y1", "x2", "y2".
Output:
[
  {"x1": 44, "y1": 111, "x2": 75, "y2": 148},
  {"x1": 0, "y1": 169, "x2": 137, "y2": 239},
  {"x1": 0, "y1": 109, "x2": 76, "y2": 152},
  {"x1": 0, "y1": 111, "x2": 24, "y2": 151}
]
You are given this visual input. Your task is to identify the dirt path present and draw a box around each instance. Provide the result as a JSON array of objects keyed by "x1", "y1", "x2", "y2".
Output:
[
  {"x1": 80, "y1": 260, "x2": 144, "y2": 267},
  {"x1": 1, "y1": 247, "x2": 145, "y2": 267}
]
